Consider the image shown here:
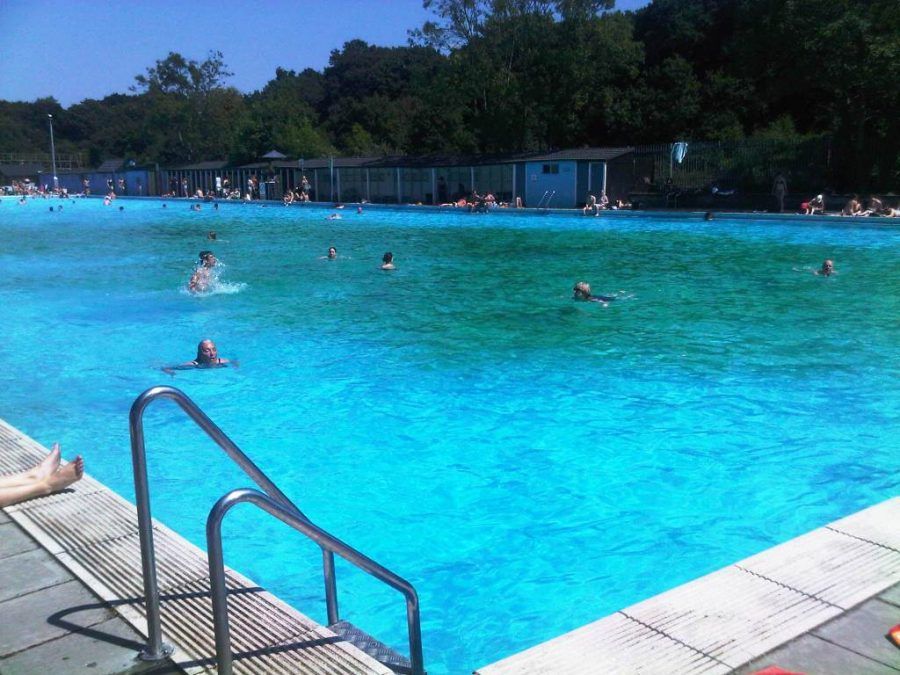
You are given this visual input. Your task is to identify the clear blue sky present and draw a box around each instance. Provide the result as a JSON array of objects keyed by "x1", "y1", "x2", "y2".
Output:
[{"x1": 0, "y1": 0, "x2": 650, "y2": 108}]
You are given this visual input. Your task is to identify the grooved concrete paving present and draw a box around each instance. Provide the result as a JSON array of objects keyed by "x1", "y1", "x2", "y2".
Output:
[
  {"x1": 0, "y1": 420, "x2": 392, "y2": 675},
  {"x1": 0, "y1": 518, "x2": 167, "y2": 675}
]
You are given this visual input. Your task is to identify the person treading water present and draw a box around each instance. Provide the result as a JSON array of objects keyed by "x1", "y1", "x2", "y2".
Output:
[
  {"x1": 573, "y1": 281, "x2": 615, "y2": 305},
  {"x1": 163, "y1": 339, "x2": 234, "y2": 375}
]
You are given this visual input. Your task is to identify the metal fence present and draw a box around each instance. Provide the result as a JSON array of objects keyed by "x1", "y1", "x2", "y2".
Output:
[
  {"x1": 627, "y1": 137, "x2": 831, "y2": 194},
  {"x1": 0, "y1": 151, "x2": 86, "y2": 171}
]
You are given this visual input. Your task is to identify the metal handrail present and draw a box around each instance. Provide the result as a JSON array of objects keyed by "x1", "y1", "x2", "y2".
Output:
[
  {"x1": 544, "y1": 190, "x2": 556, "y2": 209},
  {"x1": 207, "y1": 489, "x2": 424, "y2": 675},
  {"x1": 536, "y1": 190, "x2": 550, "y2": 208},
  {"x1": 128, "y1": 385, "x2": 339, "y2": 661}
]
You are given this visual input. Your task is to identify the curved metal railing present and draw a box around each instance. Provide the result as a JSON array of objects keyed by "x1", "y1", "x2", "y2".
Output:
[
  {"x1": 207, "y1": 488, "x2": 424, "y2": 675},
  {"x1": 128, "y1": 385, "x2": 338, "y2": 661}
]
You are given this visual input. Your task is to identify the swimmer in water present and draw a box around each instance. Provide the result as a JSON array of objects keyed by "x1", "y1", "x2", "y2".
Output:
[
  {"x1": 188, "y1": 251, "x2": 217, "y2": 292},
  {"x1": 162, "y1": 339, "x2": 233, "y2": 375},
  {"x1": 381, "y1": 252, "x2": 395, "y2": 270},
  {"x1": 573, "y1": 281, "x2": 615, "y2": 304},
  {"x1": 208, "y1": 231, "x2": 217, "y2": 240},
  {"x1": 327, "y1": 213, "x2": 342, "y2": 220},
  {"x1": 327, "y1": 247, "x2": 337, "y2": 259},
  {"x1": 190, "y1": 339, "x2": 230, "y2": 366},
  {"x1": 814, "y1": 259, "x2": 835, "y2": 276}
]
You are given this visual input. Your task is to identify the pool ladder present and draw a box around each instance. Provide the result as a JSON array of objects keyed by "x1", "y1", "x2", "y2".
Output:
[
  {"x1": 129, "y1": 385, "x2": 425, "y2": 675},
  {"x1": 536, "y1": 189, "x2": 556, "y2": 210}
]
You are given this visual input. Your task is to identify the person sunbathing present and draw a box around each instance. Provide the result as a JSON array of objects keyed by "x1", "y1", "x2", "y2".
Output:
[{"x1": 0, "y1": 445, "x2": 84, "y2": 508}]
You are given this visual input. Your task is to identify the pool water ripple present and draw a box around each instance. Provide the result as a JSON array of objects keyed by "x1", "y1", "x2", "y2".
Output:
[{"x1": 0, "y1": 198, "x2": 898, "y2": 673}]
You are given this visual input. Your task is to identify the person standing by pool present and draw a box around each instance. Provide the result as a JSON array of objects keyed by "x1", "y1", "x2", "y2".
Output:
[
  {"x1": 772, "y1": 173, "x2": 788, "y2": 213},
  {"x1": 381, "y1": 252, "x2": 395, "y2": 270}
]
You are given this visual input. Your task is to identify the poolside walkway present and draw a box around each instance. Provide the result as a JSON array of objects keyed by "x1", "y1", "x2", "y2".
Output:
[
  {"x1": 0, "y1": 420, "x2": 393, "y2": 675},
  {"x1": 476, "y1": 497, "x2": 900, "y2": 674},
  {"x1": 0, "y1": 507, "x2": 172, "y2": 674}
]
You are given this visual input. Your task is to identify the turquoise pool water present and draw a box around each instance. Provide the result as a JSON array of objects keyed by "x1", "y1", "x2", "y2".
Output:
[{"x1": 1, "y1": 197, "x2": 898, "y2": 672}]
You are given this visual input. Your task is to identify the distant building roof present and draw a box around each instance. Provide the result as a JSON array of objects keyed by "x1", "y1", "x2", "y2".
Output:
[
  {"x1": 169, "y1": 160, "x2": 231, "y2": 171},
  {"x1": 0, "y1": 162, "x2": 44, "y2": 178},
  {"x1": 176, "y1": 147, "x2": 635, "y2": 172},
  {"x1": 524, "y1": 147, "x2": 633, "y2": 162},
  {"x1": 96, "y1": 159, "x2": 125, "y2": 172}
]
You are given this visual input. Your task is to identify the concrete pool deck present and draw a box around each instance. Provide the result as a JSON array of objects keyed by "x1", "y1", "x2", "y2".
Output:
[
  {"x1": 476, "y1": 498, "x2": 900, "y2": 674},
  {"x1": 0, "y1": 420, "x2": 392, "y2": 675},
  {"x1": 0, "y1": 417, "x2": 897, "y2": 674}
]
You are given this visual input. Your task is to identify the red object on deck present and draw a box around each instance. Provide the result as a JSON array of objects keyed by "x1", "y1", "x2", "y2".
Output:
[
  {"x1": 888, "y1": 623, "x2": 900, "y2": 648},
  {"x1": 751, "y1": 668, "x2": 806, "y2": 675}
]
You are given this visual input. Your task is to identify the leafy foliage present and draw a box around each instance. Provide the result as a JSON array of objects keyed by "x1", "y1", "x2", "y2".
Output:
[{"x1": 0, "y1": 1, "x2": 896, "y2": 189}]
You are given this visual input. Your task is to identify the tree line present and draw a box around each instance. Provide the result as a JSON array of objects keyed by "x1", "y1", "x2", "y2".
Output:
[{"x1": 0, "y1": 0, "x2": 896, "y2": 190}]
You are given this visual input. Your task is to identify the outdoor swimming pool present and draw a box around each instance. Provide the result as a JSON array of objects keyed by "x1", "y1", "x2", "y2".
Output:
[{"x1": 1, "y1": 197, "x2": 898, "y2": 673}]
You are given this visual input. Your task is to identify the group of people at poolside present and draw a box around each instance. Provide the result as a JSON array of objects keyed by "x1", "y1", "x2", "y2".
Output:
[
  {"x1": 283, "y1": 176, "x2": 313, "y2": 204},
  {"x1": 773, "y1": 176, "x2": 898, "y2": 217},
  {"x1": 797, "y1": 193, "x2": 900, "y2": 216},
  {"x1": 583, "y1": 191, "x2": 631, "y2": 215},
  {"x1": 438, "y1": 191, "x2": 522, "y2": 210}
]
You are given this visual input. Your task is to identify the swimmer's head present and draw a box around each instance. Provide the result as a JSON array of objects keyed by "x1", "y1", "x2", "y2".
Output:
[
  {"x1": 208, "y1": 231, "x2": 216, "y2": 240},
  {"x1": 196, "y1": 339, "x2": 218, "y2": 365},
  {"x1": 328, "y1": 247, "x2": 337, "y2": 259},
  {"x1": 821, "y1": 259, "x2": 834, "y2": 275},
  {"x1": 199, "y1": 250, "x2": 216, "y2": 266},
  {"x1": 573, "y1": 281, "x2": 592, "y2": 299},
  {"x1": 382, "y1": 252, "x2": 393, "y2": 264}
]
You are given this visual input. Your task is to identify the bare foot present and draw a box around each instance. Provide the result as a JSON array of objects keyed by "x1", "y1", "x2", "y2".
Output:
[
  {"x1": 30, "y1": 444, "x2": 61, "y2": 481},
  {"x1": 44, "y1": 456, "x2": 84, "y2": 493}
]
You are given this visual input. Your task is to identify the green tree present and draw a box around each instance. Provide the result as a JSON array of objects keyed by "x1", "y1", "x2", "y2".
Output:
[{"x1": 131, "y1": 50, "x2": 237, "y2": 162}]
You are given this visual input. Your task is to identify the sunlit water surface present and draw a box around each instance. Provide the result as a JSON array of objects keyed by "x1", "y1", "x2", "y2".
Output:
[{"x1": 1, "y1": 197, "x2": 898, "y2": 673}]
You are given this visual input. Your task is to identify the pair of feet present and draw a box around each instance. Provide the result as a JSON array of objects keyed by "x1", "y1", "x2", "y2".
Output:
[{"x1": 2, "y1": 444, "x2": 84, "y2": 493}]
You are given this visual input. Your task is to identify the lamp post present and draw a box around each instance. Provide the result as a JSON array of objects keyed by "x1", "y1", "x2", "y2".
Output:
[{"x1": 47, "y1": 114, "x2": 59, "y2": 192}]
